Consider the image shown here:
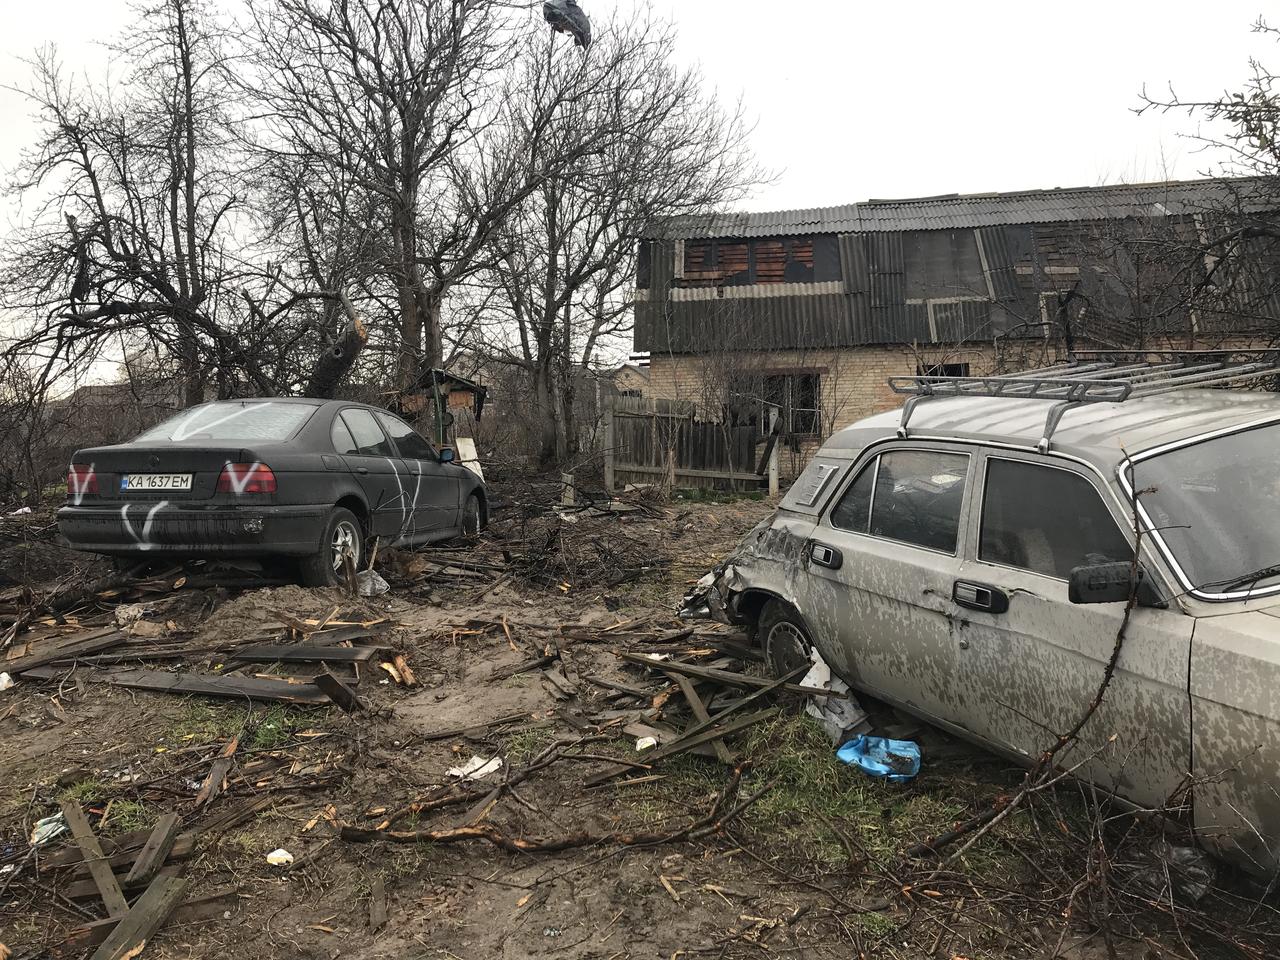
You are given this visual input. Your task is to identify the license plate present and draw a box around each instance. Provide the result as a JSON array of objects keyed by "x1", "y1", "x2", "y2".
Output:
[{"x1": 121, "y1": 474, "x2": 192, "y2": 491}]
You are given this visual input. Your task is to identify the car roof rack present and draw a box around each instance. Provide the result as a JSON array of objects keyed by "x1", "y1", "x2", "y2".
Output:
[{"x1": 889, "y1": 349, "x2": 1280, "y2": 453}]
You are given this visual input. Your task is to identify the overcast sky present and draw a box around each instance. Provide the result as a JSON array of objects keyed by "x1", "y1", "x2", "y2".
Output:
[{"x1": 0, "y1": 0, "x2": 1273, "y2": 217}]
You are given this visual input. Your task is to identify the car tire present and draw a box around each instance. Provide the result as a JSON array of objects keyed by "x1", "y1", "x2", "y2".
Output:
[
  {"x1": 759, "y1": 600, "x2": 814, "y2": 679},
  {"x1": 299, "y1": 507, "x2": 363, "y2": 587},
  {"x1": 460, "y1": 493, "x2": 482, "y2": 537}
]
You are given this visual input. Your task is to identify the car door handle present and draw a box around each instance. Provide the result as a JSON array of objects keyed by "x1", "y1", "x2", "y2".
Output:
[
  {"x1": 356, "y1": 467, "x2": 369, "y2": 475},
  {"x1": 809, "y1": 542, "x2": 843, "y2": 570},
  {"x1": 953, "y1": 580, "x2": 1009, "y2": 614}
]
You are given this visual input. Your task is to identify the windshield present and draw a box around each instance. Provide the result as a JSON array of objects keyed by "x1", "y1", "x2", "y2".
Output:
[
  {"x1": 134, "y1": 401, "x2": 315, "y2": 443},
  {"x1": 1131, "y1": 421, "x2": 1280, "y2": 597}
]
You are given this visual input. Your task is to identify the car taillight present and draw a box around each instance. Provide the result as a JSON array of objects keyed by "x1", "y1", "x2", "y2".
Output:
[
  {"x1": 217, "y1": 463, "x2": 277, "y2": 495},
  {"x1": 68, "y1": 464, "x2": 98, "y2": 497}
]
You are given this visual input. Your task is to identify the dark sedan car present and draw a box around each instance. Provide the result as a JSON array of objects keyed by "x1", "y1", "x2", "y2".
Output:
[{"x1": 59, "y1": 398, "x2": 487, "y2": 585}]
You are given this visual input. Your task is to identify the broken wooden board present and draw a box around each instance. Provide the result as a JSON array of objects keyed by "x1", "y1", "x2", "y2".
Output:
[
  {"x1": 7, "y1": 629, "x2": 126, "y2": 674},
  {"x1": 59, "y1": 801, "x2": 129, "y2": 918},
  {"x1": 51, "y1": 887, "x2": 237, "y2": 959},
  {"x1": 123, "y1": 813, "x2": 183, "y2": 887},
  {"x1": 314, "y1": 670, "x2": 365, "y2": 713},
  {"x1": 420, "y1": 713, "x2": 527, "y2": 742},
  {"x1": 20, "y1": 667, "x2": 330, "y2": 704},
  {"x1": 228, "y1": 644, "x2": 387, "y2": 664},
  {"x1": 369, "y1": 875, "x2": 388, "y2": 932},
  {"x1": 194, "y1": 739, "x2": 238, "y2": 810},
  {"x1": 617, "y1": 652, "x2": 843, "y2": 698},
  {"x1": 584, "y1": 708, "x2": 778, "y2": 788},
  {"x1": 670, "y1": 674, "x2": 733, "y2": 765},
  {"x1": 45, "y1": 831, "x2": 197, "y2": 876},
  {"x1": 90, "y1": 874, "x2": 188, "y2": 960}
]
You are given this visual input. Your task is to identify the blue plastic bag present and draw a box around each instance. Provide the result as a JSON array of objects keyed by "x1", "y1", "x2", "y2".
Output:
[{"x1": 836, "y1": 735, "x2": 921, "y2": 783}]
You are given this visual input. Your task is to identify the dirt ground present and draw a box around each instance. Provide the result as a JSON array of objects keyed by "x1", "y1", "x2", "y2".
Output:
[{"x1": 2, "y1": 489, "x2": 1278, "y2": 959}]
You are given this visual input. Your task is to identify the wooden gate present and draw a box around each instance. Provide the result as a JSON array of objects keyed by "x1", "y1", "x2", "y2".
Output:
[{"x1": 604, "y1": 396, "x2": 779, "y2": 493}]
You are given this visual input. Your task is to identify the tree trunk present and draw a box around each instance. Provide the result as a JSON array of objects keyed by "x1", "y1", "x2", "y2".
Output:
[
  {"x1": 306, "y1": 295, "x2": 368, "y2": 398},
  {"x1": 534, "y1": 362, "x2": 559, "y2": 469}
]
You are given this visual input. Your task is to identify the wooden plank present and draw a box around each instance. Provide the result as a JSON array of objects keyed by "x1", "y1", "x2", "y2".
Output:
[
  {"x1": 59, "y1": 801, "x2": 129, "y2": 918},
  {"x1": 584, "y1": 708, "x2": 777, "y2": 788},
  {"x1": 616, "y1": 653, "x2": 840, "y2": 698},
  {"x1": 228, "y1": 645, "x2": 386, "y2": 664},
  {"x1": 314, "y1": 670, "x2": 365, "y2": 713},
  {"x1": 90, "y1": 874, "x2": 188, "y2": 960},
  {"x1": 8, "y1": 630, "x2": 126, "y2": 674},
  {"x1": 20, "y1": 666, "x2": 330, "y2": 704},
  {"x1": 369, "y1": 875, "x2": 387, "y2": 932},
  {"x1": 44, "y1": 831, "x2": 196, "y2": 875},
  {"x1": 671, "y1": 674, "x2": 733, "y2": 765},
  {"x1": 123, "y1": 813, "x2": 182, "y2": 887},
  {"x1": 193, "y1": 739, "x2": 238, "y2": 810},
  {"x1": 51, "y1": 887, "x2": 238, "y2": 958}
]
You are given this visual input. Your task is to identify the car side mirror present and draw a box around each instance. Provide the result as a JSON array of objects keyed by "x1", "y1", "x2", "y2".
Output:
[
  {"x1": 1069, "y1": 562, "x2": 1166, "y2": 609},
  {"x1": 439, "y1": 447, "x2": 455, "y2": 463}
]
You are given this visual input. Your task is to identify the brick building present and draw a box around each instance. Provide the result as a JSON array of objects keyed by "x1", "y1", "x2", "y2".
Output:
[{"x1": 633, "y1": 177, "x2": 1280, "y2": 477}]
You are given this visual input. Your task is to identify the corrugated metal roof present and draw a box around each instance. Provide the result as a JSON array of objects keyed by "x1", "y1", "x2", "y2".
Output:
[{"x1": 652, "y1": 177, "x2": 1274, "y2": 239}]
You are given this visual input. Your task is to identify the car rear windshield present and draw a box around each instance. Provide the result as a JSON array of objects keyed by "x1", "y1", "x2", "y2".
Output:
[
  {"x1": 134, "y1": 402, "x2": 315, "y2": 443},
  {"x1": 1132, "y1": 421, "x2": 1280, "y2": 596}
]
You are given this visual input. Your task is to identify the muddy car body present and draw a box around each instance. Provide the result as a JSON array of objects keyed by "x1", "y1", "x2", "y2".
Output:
[
  {"x1": 685, "y1": 385, "x2": 1280, "y2": 874},
  {"x1": 58, "y1": 398, "x2": 487, "y2": 585}
]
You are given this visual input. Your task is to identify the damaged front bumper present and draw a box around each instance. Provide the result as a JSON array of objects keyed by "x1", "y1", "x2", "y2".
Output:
[{"x1": 679, "y1": 515, "x2": 778, "y2": 625}]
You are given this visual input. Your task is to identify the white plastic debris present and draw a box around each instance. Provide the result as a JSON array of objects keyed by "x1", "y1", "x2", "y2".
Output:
[
  {"x1": 0, "y1": 673, "x2": 13, "y2": 693},
  {"x1": 357, "y1": 569, "x2": 390, "y2": 597},
  {"x1": 266, "y1": 848, "x2": 295, "y2": 866},
  {"x1": 30, "y1": 814, "x2": 68, "y2": 847},
  {"x1": 635, "y1": 736, "x2": 659, "y2": 752},
  {"x1": 801, "y1": 649, "x2": 870, "y2": 745},
  {"x1": 7, "y1": 506, "x2": 31, "y2": 515},
  {"x1": 446, "y1": 755, "x2": 502, "y2": 781}
]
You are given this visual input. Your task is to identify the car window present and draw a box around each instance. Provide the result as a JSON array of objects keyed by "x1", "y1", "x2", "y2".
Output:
[
  {"x1": 980, "y1": 459, "x2": 1133, "y2": 580},
  {"x1": 831, "y1": 449, "x2": 969, "y2": 553},
  {"x1": 331, "y1": 416, "x2": 359, "y2": 455},
  {"x1": 830, "y1": 459, "x2": 875, "y2": 532},
  {"x1": 135, "y1": 401, "x2": 314, "y2": 442},
  {"x1": 340, "y1": 409, "x2": 396, "y2": 458},
  {"x1": 375, "y1": 412, "x2": 436, "y2": 461}
]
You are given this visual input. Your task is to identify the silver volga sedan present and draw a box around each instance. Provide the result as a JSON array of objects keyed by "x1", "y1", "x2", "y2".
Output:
[{"x1": 684, "y1": 377, "x2": 1280, "y2": 875}]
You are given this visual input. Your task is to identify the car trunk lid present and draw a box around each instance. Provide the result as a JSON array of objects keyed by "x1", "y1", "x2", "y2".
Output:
[{"x1": 71, "y1": 444, "x2": 256, "y2": 503}]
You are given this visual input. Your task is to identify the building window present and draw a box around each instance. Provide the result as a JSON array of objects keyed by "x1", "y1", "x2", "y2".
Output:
[
  {"x1": 680, "y1": 237, "x2": 819, "y2": 287},
  {"x1": 763, "y1": 373, "x2": 821, "y2": 436},
  {"x1": 916, "y1": 362, "x2": 971, "y2": 378}
]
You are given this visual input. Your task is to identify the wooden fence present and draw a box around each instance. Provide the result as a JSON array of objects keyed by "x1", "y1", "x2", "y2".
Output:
[{"x1": 604, "y1": 396, "x2": 779, "y2": 493}]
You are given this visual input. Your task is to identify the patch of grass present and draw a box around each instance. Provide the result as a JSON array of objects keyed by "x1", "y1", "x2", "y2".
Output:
[
  {"x1": 629, "y1": 712, "x2": 996, "y2": 867},
  {"x1": 165, "y1": 702, "x2": 311, "y2": 750},
  {"x1": 503, "y1": 726, "x2": 554, "y2": 764},
  {"x1": 59, "y1": 778, "x2": 109, "y2": 806},
  {"x1": 103, "y1": 799, "x2": 156, "y2": 834}
]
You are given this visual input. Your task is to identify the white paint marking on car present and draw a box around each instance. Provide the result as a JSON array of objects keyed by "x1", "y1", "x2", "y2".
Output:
[
  {"x1": 384, "y1": 457, "x2": 414, "y2": 537},
  {"x1": 222, "y1": 461, "x2": 264, "y2": 496},
  {"x1": 170, "y1": 403, "x2": 265, "y2": 441},
  {"x1": 120, "y1": 500, "x2": 169, "y2": 550},
  {"x1": 69, "y1": 463, "x2": 96, "y2": 506}
]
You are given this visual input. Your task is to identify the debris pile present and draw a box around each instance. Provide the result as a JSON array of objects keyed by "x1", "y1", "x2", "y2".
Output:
[
  {"x1": 378, "y1": 488, "x2": 675, "y2": 596},
  {"x1": 2, "y1": 568, "x2": 411, "y2": 710}
]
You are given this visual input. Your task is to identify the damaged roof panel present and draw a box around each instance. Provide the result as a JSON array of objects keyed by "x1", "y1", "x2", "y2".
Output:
[{"x1": 650, "y1": 177, "x2": 1273, "y2": 240}]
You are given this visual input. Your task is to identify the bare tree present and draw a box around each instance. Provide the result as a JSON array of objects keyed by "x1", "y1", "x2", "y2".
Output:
[{"x1": 471, "y1": 11, "x2": 761, "y2": 466}]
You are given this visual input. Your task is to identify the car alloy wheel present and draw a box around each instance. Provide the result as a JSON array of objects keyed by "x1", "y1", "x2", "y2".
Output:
[
  {"x1": 330, "y1": 518, "x2": 360, "y2": 573},
  {"x1": 462, "y1": 495, "x2": 481, "y2": 537}
]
